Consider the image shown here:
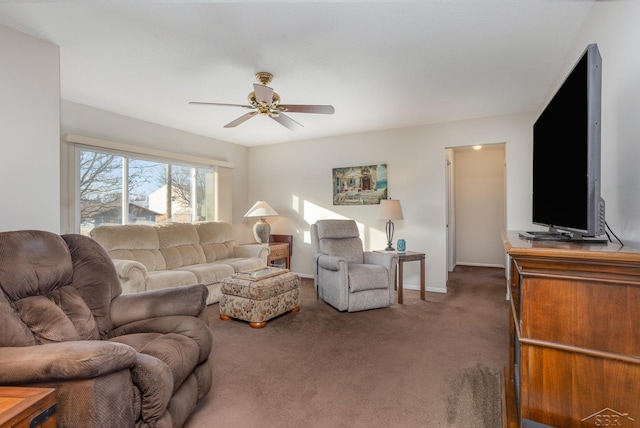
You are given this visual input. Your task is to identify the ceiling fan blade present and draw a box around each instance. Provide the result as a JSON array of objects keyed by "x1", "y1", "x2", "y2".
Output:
[
  {"x1": 189, "y1": 101, "x2": 253, "y2": 109},
  {"x1": 278, "y1": 104, "x2": 335, "y2": 114},
  {"x1": 224, "y1": 111, "x2": 258, "y2": 128},
  {"x1": 253, "y1": 84, "x2": 274, "y2": 104},
  {"x1": 271, "y1": 113, "x2": 303, "y2": 130}
]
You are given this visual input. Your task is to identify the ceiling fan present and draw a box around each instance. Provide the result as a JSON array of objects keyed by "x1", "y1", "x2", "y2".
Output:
[{"x1": 189, "y1": 72, "x2": 335, "y2": 130}]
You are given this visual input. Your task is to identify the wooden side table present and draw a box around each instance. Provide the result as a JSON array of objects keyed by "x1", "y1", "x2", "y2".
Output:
[
  {"x1": 268, "y1": 242, "x2": 290, "y2": 270},
  {"x1": 0, "y1": 387, "x2": 56, "y2": 428},
  {"x1": 396, "y1": 251, "x2": 426, "y2": 304}
]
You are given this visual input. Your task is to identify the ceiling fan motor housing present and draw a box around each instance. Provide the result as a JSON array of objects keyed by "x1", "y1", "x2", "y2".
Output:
[{"x1": 248, "y1": 91, "x2": 280, "y2": 116}]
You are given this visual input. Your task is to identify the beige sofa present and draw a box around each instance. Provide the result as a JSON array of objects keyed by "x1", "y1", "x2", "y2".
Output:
[{"x1": 90, "y1": 221, "x2": 268, "y2": 305}]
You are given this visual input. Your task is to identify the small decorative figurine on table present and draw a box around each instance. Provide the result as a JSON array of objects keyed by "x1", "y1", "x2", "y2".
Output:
[{"x1": 397, "y1": 239, "x2": 406, "y2": 253}]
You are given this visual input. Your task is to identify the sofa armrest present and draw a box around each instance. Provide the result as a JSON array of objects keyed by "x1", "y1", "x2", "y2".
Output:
[
  {"x1": 233, "y1": 244, "x2": 269, "y2": 262},
  {"x1": 112, "y1": 259, "x2": 148, "y2": 294},
  {"x1": 315, "y1": 254, "x2": 346, "y2": 272},
  {"x1": 110, "y1": 284, "x2": 208, "y2": 327},
  {"x1": 0, "y1": 341, "x2": 136, "y2": 384}
]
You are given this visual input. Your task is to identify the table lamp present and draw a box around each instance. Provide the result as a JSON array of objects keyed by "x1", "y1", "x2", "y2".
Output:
[
  {"x1": 244, "y1": 200, "x2": 278, "y2": 244},
  {"x1": 377, "y1": 199, "x2": 403, "y2": 251}
]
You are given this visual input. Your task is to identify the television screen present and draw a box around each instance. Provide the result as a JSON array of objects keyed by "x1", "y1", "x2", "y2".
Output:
[{"x1": 529, "y1": 43, "x2": 605, "y2": 241}]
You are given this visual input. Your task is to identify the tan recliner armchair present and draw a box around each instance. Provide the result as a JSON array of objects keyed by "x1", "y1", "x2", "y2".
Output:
[
  {"x1": 311, "y1": 219, "x2": 398, "y2": 312},
  {"x1": 0, "y1": 230, "x2": 212, "y2": 427}
]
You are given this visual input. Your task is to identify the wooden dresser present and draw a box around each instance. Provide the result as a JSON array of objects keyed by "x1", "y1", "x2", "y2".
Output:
[
  {"x1": 502, "y1": 232, "x2": 640, "y2": 428},
  {"x1": 0, "y1": 387, "x2": 56, "y2": 428}
]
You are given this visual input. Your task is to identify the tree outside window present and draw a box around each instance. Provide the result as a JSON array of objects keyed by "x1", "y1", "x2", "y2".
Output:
[{"x1": 79, "y1": 148, "x2": 215, "y2": 235}]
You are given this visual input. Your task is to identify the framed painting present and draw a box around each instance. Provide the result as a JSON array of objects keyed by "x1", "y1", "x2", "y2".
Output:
[{"x1": 332, "y1": 164, "x2": 387, "y2": 205}]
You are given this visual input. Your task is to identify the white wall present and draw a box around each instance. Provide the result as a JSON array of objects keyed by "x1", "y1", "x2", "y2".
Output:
[
  {"x1": 0, "y1": 24, "x2": 60, "y2": 233},
  {"x1": 454, "y1": 144, "x2": 505, "y2": 267},
  {"x1": 554, "y1": 1, "x2": 640, "y2": 249},
  {"x1": 248, "y1": 111, "x2": 536, "y2": 292}
]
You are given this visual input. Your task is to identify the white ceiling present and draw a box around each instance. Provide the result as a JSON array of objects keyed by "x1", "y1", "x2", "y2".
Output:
[{"x1": 0, "y1": 1, "x2": 595, "y2": 147}]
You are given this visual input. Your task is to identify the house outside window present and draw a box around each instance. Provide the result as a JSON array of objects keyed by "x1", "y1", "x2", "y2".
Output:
[{"x1": 79, "y1": 147, "x2": 216, "y2": 235}]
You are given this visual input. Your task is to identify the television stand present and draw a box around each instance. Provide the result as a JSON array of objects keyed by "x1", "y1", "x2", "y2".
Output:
[
  {"x1": 518, "y1": 231, "x2": 608, "y2": 244},
  {"x1": 502, "y1": 231, "x2": 640, "y2": 427}
]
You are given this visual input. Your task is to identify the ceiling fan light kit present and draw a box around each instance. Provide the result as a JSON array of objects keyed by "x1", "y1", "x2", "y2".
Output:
[{"x1": 189, "y1": 72, "x2": 334, "y2": 130}]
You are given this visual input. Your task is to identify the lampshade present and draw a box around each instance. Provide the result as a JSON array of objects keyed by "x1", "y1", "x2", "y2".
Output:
[
  {"x1": 244, "y1": 201, "x2": 278, "y2": 244},
  {"x1": 244, "y1": 200, "x2": 278, "y2": 218},
  {"x1": 377, "y1": 199, "x2": 404, "y2": 220}
]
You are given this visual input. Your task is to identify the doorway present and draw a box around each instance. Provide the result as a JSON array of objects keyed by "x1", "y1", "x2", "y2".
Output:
[{"x1": 446, "y1": 144, "x2": 506, "y2": 272}]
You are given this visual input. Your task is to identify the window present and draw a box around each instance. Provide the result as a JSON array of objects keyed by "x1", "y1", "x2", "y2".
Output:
[{"x1": 78, "y1": 147, "x2": 216, "y2": 235}]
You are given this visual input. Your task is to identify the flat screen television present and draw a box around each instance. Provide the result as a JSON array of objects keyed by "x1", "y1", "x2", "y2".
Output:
[{"x1": 521, "y1": 43, "x2": 606, "y2": 242}]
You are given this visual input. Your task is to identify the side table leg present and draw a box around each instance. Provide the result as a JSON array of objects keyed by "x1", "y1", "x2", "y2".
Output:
[
  {"x1": 398, "y1": 261, "x2": 404, "y2": 304},
  {"x1": 420, "y1": 258, "x2": 426, "y2": 300}
]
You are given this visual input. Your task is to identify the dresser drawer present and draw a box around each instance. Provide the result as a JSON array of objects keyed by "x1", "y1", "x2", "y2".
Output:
[{"x1": 269, "y1": 246, "x2": 288, "y2": 260}]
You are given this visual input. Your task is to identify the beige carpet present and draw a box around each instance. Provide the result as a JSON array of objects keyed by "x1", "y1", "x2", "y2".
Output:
[{"x1": 185, "y1": 266, "x2": 509, "y2": 428}]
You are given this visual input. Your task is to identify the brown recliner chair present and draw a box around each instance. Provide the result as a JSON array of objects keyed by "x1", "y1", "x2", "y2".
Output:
[{"x1": 0, "y1": 230, "x2": 212, "y2": 427}]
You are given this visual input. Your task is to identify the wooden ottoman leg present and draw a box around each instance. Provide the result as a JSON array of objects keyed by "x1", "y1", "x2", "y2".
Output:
[
  {"x1": 220, "y1": 314, "x2": 232, "y2": 321},
  {"x1": 249, "y1": 321, "x2": 267, "y2": 329},
  {"x1": 291, "y1": 307, "x2": 300, "y2": 313}
]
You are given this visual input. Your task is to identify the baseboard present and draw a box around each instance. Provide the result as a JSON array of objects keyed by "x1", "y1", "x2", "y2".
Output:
[
  {"x1": 455, "y1": 262, "x2": 505, "y2": 269},
  {"x1": 296, "y1": 272, "x2": 313, "y2": 279},
  {"x1": 403, "y1": 284, "x2": 447, "y2": 294},
  {"x1": 297, "y1": 273, "x2": 446, "y2": 294}
]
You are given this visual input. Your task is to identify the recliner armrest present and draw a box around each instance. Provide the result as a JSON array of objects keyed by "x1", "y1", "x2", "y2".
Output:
[
  {"x1": 110, "y1": 284, "x2": 208, "y2": 327},
  {"x1": 316, "y1": 254, "x2": 346, "y2": 271},
  {"x1": 0, "y1": 341, "x2": 136, "y2": 384},
  {"x1": 364, "y1": 251, "x2": 398, "y2": 271}
]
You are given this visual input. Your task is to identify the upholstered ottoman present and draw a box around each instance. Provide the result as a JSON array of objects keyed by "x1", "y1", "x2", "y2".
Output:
[{"x1": 219, "y1": 271, "x2": 300, "y2": 328}]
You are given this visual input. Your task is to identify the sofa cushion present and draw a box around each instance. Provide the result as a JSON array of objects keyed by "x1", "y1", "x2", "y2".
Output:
[
  {"x1": 90, "y1": 225, "x2": 166, "y2": 272},
  {"x1": 195, "y1": 222, "x2": 235, "y2": 262},
  {"x1": 0, "y1": 230, "x2": 74, "y2": 300},
  {"x1": 156, "y1": 223, "x2": 206, "y2": 269},
  {"x1": 177, "y1": 263, "x2": 234, "y2": 286},
  {"x1": 0, "y1": 293, "x2": 37, "y2": 347},
  {"x1": 223, "y1": 257, "x2": 266, "y2": 273},
  {"x1": 90, "y1": 225, "x2": 159, "y2": 251},
  {"x1": 63, "y1": 234, "x2": 123, "y2": 337},
  {"x1": 108, "y1": 249, "x2": 167, "y2": 272},
  {"x1": 200, "y1": 242, "x2": 234, "y2": 263},
  {"x1": 145, "y1": 270, "x2": 198, "y2": 292},
  {"x1": 12, "y1": 285, "x2": 100, "y2": 344}
]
